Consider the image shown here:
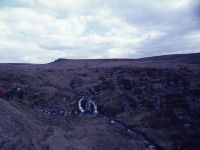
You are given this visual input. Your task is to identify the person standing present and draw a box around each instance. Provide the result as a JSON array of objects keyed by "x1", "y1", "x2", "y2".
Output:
[
  {"x1": 0, "y1": 88, "x2": 4, "y2": 98},
  {"x1": 17, "y1": 87, "x2": 24, "y2": 99}
]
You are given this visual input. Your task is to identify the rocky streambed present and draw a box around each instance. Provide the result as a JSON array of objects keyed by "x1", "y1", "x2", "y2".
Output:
[{"x1": 98, "y1": 114, "x2": 158, "y2": 150}]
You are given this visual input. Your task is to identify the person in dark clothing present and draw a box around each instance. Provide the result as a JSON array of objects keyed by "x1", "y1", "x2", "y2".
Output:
[
  {"x1": 6, "y1": 88, "x2": 15, "y2": 99},
  {"x1": 17, "y1": 87, "x2": 24, "y2": 99},
  {"x1": 5, "y1": 87, "x2": 24, "y2": 100},
  {"x1": 0, "y1": 88, "x2": 4, "y2": 98}
]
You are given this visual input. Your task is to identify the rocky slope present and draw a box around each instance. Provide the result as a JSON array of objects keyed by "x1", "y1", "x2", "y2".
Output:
[
  {"x1": 0, "y1": 53, "x2": 200, "y2": 150},
  {"x1": 0, "y1": 98, "x2": 41, "y2": 150}
]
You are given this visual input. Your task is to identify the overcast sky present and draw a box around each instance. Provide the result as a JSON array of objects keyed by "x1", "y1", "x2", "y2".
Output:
[{"x1": 0, "y1": 0, "x2": 199, "y2": 63}]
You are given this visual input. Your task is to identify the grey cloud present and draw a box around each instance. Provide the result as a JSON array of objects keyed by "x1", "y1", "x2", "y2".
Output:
[
  {"x1": 194, "y1": 1, "x2": 200, "y2": 23},
  {"x1": 0, "y1": 0, "x2": 199, "y2": 63},
  {"x1": 134, "y1": 31, "x2": 200, "y2": 58}
]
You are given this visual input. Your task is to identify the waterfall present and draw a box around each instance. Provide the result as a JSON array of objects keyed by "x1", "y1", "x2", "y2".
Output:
[{"x1": 78, "y1": 96, "x2": 98, "y2": 114}]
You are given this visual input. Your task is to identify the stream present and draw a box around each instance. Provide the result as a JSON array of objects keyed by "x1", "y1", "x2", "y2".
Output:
[
  {"x1": 78, "y1": 96, "x2": 160, "y2": 150},
  {"x1": 81, "y1": 113, "x2": 159, "y2": 150}
]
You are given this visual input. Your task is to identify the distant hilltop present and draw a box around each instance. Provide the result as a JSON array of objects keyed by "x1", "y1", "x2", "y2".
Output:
[
  {"x1": 138, "y1": 52, "x2": 200, "y2": 64},
  {"x1": 52, "y1": 52, "x2": 200, "y2": 64}
]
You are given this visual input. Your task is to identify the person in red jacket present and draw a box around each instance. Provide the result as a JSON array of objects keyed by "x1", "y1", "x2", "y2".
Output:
[{"x1": 0, "y1": 88, "x2": 4, "y2": 98}]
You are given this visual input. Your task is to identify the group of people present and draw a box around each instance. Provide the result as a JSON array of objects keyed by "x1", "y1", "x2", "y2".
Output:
[{"x1": 0, "y1": 86, "x2": 24, "y2": 100}]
